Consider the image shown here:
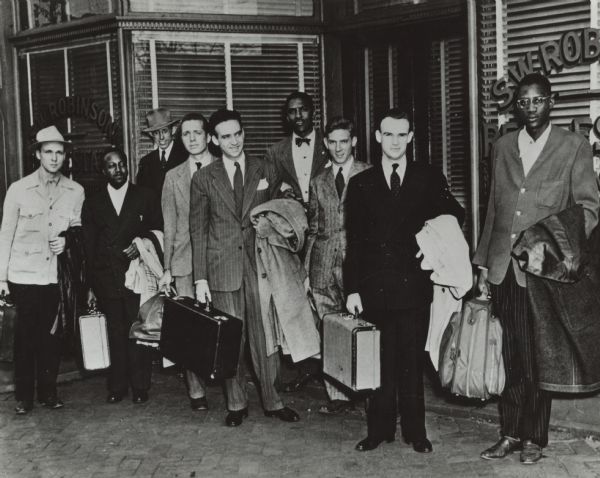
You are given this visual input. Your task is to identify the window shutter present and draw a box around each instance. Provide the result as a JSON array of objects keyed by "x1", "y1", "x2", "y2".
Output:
[
  {"x1": 230, "y1": 43, "x2": 301, "y2": 158},
  {"x1": 29, "y1": 51, "x2": 67, "y2": 133},
  {"x1": 128, "y1": 0, "x2": 313, "y2": 15},
  {"x1": 303, "y1": 42, "x2": 323, "y2": 130},
  {"x1": 506, "y1": 0, "x2": 591, "y2": 127},
  {"x1": 132, "y1": 39, "x2": 155, "y2": 165},
  {"x1": 368, "y1": 45, "x2": 391, "y2": 134}
]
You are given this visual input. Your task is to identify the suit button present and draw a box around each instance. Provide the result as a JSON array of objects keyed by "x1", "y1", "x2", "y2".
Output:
[
  {"x1": 239, "y1": 246, "x2": 243, "y2": 250},
  {"x1": 257, "y1": 247, "x2": 261, "y2": 253},
  {"x1": 49, "y1": 223, "x2": 52, "y2": 226},
  {"x1": 511, "y1": 233, "x2": 516, "y2": 239},
  {"x1": 261, "y1": 273, "x2": 267, "y2": 278},
  {"x1": 516, "y1": 211, "x2": 522, "y2": 216}
]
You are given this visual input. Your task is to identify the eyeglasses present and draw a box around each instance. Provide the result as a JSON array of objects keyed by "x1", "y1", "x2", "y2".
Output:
[{"x1": 515, "y1": 96, "x2": 550, "y2": 110}]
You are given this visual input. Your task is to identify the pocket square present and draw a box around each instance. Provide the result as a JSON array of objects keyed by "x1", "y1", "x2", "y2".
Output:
[{"x1": 257, "y1": 178, "x2": 269, "y2": 190}]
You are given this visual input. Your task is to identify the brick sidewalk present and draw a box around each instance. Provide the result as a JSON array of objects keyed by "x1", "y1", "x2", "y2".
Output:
[{"x1": 2, "y1": 369, "x2": 600, "y2": 477}]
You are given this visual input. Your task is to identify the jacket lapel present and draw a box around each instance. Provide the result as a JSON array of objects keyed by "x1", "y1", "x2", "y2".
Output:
[
  {"x1": 175, "y1": 162, "x2": 192, "y2": 204},
  {"x1": 310, "y1": 131, "x2": 329, "y2": 179},
  {"x1": 211, "y1": 160, "x2": 238, "y2": 219},
  {"x1": 323, "y1": 166, "x2": 340, "y2": 205},
  {"x1": 115, "y1": 184, "x2": 139, "y2": 237},
  {"x1": 242, "y1": 157, "x2": 262, "y2": 219},
  {"x1": 524, "y1": 125, "x2": 558, "y2": 178},
  {"x1": 281, "y1": 138, "x2": 299, "y2": 189}
]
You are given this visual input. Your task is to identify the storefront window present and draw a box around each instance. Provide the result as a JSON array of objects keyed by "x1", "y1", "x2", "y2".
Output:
[
  {"x1": 19, "y1": 40, "x2": 121, "y2": 191},
  {"x1": 357, "y1": 0, "x2": 436, "y2": 12},
  {"x1": 129, "y1": 0, "x2": 313, "y2": 16},
  {"x1": 19, "y1": 0, "x2": 112, "y2": 30},
  {"x1": 131, "y1": 32, "x2": 321, "y2": 169}
]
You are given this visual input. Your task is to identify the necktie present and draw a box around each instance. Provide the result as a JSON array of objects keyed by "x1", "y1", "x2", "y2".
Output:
[
  {"x1": 295, "y1": 137, "x2": 311, "y2": 147},
  {"x1": 335, "y1": 166, "x2": 345, "y2": 199},
  {"x1": 195, "y1": 162, "x2": 202, "y2": 171},
  {"x1": 390, "y1": 163, "x2": 401, "y2": 196},
  {"x1": 161, "y1": 150, "x2": 167, "y2": 169},
  {"x1": 233, "y1": 162, "x2": 243, "y2": 218}
]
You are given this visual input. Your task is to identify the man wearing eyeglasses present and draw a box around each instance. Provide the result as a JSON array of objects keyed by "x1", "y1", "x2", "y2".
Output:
[{"x1": 474, "y1": 73, "x2": 599, "y2": 464}]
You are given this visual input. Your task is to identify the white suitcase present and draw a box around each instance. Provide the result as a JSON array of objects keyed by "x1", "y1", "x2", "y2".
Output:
[
  {"x1": 323, "y1": 313, "x2": 381, "y2": 391},
  {"x1": 79, "y1": 311, "x2": 110, "y2": 371}
]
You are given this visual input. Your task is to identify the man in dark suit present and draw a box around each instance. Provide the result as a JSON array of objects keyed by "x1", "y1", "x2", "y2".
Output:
[
  {"x1": 137, "y1": 107, "x2": 187, "y2": 198},
  {"x1": 474, "y1": 73, "x2": 599, "y2": 464},
  {"x1": 265, "y1": 91, "x2": 329, "y2": 207},
  {"x1": 190, "y1": 108, "x2": 299, "y2": 427},
  {"x1": 83, "y1": 148, "x2": 162, "y2": 404},
  {"x1": 305, "y1": 116, "x2": 370, "y2": 414},
  {"x1": 344, "y1": 108, "x2": 463, "y2": 453}
]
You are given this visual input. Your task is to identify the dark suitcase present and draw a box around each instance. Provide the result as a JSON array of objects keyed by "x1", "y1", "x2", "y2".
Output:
[
  {"x1": 0, "y1": 294, "x2": 16, "y2": 362},
  {"x1": 160, "y1": 296, "x2": 243, "y2": 380}
]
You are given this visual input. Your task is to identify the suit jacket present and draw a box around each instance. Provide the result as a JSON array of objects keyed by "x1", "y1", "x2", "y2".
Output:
[
  {"x1": 0, "y1": 170, "x2": 84, "y2": 285},
  {"x1": 82, "y1": 182, "x2": 162, "y2": 299},
  {"x1": 473, "y1": 125, "x2": 599, "y2": 287},
  {"x1": 136, "y1": 141, "x2": 187, "y2": 198},
  {"x1": 305, "y1": 159, "x2": 371, "y2": 289},
  {"x1": 265, "y1": 130, "x2": 329, "y2": 204},
  {"x1": 190, "y1": 155, "x2": 278, "y2": 292},
  {"x1": 344, "y1": 161, "x2": 464, "y2": 312},
  {"x1": 161, "y1": 157, "x2": 216, "y2": 277}
]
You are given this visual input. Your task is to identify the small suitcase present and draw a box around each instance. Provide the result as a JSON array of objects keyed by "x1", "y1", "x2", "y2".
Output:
[
  {"x1": 0, "y1": 294, "x2": 16, "y2": 362},
  {"x1": 79, "y1": 310, "x2": 111, "y2": 371},
  {"x1": 323, "y1": 312, "x2": 381, "y2": 391},
  {"x1": 160, "y1": 296, "x2": 243, "y2": 380}
]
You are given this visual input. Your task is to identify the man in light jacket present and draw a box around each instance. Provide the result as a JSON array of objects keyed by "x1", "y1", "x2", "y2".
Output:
[{"x1": 0, "y1": 125, "x2": 84, "y2": 415}]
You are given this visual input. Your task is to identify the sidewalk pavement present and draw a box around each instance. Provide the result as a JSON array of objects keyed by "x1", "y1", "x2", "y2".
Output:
[{"x1": 2, "y1": 367, "x2": 600, "y2": 477}]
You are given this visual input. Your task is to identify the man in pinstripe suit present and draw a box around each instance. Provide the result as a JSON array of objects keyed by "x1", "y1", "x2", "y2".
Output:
[
  {"x1": 189, "y1": 108, "x2": 300, "y2": 427},
  {"x1": 305, "y1": 116, "x2": 370, "y2": 415},
  {"x1": 474, "y1": 73, "x2": 599, "y2": 464}
]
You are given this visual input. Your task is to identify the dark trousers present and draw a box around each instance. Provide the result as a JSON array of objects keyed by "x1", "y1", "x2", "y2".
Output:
[
  {"x1": 98, "y1": 295, "x2": 153, "y2": 394},
  {"x1": 9, "y1": 282, "x2": 61, "y2": 402},
  {"x1": 491, "y1": 266, "x2": 552, "y2": 447},
  {"x1": 365, "y1": 306, "x2": 429, "y2": 442}
]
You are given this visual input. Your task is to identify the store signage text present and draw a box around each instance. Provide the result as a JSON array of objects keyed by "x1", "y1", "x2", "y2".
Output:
[
  {"x1": 492, "y1": 28, "x2": 600, "y2": 110},
  {"x1": 33, "y1": 95, "x2": 120, "y2": 141}
]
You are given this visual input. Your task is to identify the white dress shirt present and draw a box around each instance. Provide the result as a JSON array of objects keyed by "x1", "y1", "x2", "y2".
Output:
[
  {"x1": 159, "y1": 141, "x2": 174, "y2": 162},
  {"x1": 188, "y1": 155, "x2": 213, "y2": 177},
  {"x1": 292, "y1": 130, "x2": 316, "y2": 203},
  {"x1": 222, "y1": 154, "x2": 246, "y2": 188},
  {"x1": 331, "y1": 157, "x2": 355, "y2": 183},
  {"x1": 107, "y1": 182, "x2": 129, "y2": 216},
  {"x1": 381, "y1": 156, "x2": 407, "y2": 189},
  {"x1": 518, "y1": 123, "x2": 551, "y2": 177}
]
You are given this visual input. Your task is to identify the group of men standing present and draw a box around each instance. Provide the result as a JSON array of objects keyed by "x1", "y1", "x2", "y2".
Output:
[{"x1": 0, "y1": 73, "x2": 595, "y2": 464}]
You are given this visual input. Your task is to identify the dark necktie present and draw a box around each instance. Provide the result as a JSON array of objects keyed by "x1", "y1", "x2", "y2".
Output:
[
  {"x1": 335, "y1": 166, "x2": 345, "y2": 199},
  {"x1": 195, "y1": 162, "x2": 202, "y2": 171},
  {"x1": 161, "y1": 150, "x2": 167, "y2": 169},
  {"x1": 390, "y1": 163, "x2": 401, "y2": 196},
  {"x1": 233, "y1": 162, "x2": 243, "y2": 218},
  {"x1": 295, "y1": 137, "x2": 311, "y2": 147}
]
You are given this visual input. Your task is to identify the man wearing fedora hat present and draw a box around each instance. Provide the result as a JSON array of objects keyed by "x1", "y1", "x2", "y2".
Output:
[
  {"x1": 0, "y1": 125, "x2": 84, "y2": 415},
  {"x1": 137, "y1": 107, "x2": 187, "y2": 198}
]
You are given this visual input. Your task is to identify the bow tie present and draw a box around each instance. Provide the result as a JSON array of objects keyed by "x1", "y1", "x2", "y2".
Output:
[{"x1": 295, "y1": 137, "x2": 311, "y2": 147}]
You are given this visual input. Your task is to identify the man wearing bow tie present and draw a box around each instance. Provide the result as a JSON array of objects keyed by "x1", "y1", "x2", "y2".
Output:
[
  {"x1": 159, "y1": 112, "x2": 217, "y2": 411},
  {"x1": 265, "y1": 91, "x2": 329, "y2": 207}
]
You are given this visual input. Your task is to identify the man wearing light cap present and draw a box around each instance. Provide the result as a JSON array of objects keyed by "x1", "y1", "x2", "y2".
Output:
[
  {"x1": 0, "y1": 125, "x2": 84, "y2": 415},
  {"x1": 137, "y1": 107, "x2": 187, "y2": 198}
]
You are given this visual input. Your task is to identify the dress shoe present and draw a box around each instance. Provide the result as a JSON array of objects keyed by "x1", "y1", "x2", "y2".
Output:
[
  {"x1": 318, "y1": 400, "x2": 355, "y2": 415},
  {"x1": 190, "y1": 396, "x2": 209, "y2": 411},
  {"x1": 132, "y1": 390, "x2": 148, "y2": 404},
  {"x1": 40, "y1": 397, "x2": 64, "y2": 409},
  {"x1": 480, "y1": 436, "x2": 522, "y2": 460},
  {"x1": 282, "y1": 372, "x2": 316, "y2": 393},
  {"x1": 15, "y1": 401, "x2": 33, "y2": 415},
  {"x1": 226, "y1": 408, "x2": 248, "y2": 427},
  {"x1": 264, "y1": 406, "x2": 300, "y2": 422},
  {"x1": 409, "y1": 438, "x2": 433, "y2": 453},
  {"x1": 520, "y1": 440, "x2": 543, "y2": 465},
  {"x1": 106, "y1": 392, "x2": 124, "y2": 403},
  {"x1": 355, "y1": 435, "x2": 395, "y2": 452}
]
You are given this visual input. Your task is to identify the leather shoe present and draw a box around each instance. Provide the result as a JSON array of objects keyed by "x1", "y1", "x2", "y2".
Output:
[
  {"x1": 40, "y1": 397, "x2": 64, "y2": 409},
  {"x1": 226, "y1": 408, "x2": 248, "y2": 427},
  {"x1": 282, "y1": 372, "x2": 316, "y2": 393},
  {"x1": 480, "y1": 436, "x2": 522, "y2": 460},
  {"x1": 132, "y1": 390, "x2": 148, "y2": 404},
  {"x1": 106, "y1": 392, "x2": 124, "y2": 403},
  {"x1": 264, "y1": 406, "x2": 300, "y2": 422},
  {"x1": 190, "y1": 396, "x2": 209, "y2": 411},
  {"x1": 318, "y1": 400, "x2": 355, "y2": 416},
  {"x1": 520, "y1": 440, "x2": 542, "y2": 465},
  {"x1": 355, "y1": 435, "x2": 395, "y2": 452},
  {"x1": 15, "y1": 401, "x2": 33, "y2": 415},
  {"x1": 409, "y1": 438, "x2": 433, "y2": 453}
]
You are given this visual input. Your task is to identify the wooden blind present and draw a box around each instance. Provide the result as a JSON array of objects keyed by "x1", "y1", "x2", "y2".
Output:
[
  {"x1": 129, "y1": 0, "x2": 313, "y2": 16},
  {"x1": 506, "y1": 0, "x2": 591, "y2": 127},
  {"x1": 368, "y1": 45, "x2": 391, "y2": 136}
]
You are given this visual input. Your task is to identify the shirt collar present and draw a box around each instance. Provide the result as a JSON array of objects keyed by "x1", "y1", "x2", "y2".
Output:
[
  {"x1": 222, "y1": 153, "x2": 246, "y2": 173},
  {"x1": 292, "y1": 129, "x2": 316, "y2": 146},
  {"x1": 159, "y1": 141, "x2": 174, "y2": 159},
  {"x1": 107, "y1": 181, "x2": 129, "y2": 195},
  {"x1": 331, "y1": 157, "x2": 354, "y2": 174},
  {"x1": 37, "y1": 167, "x2": 61, "y2": 186},
  {"x1": 381, "y1": 155, "x2": 406, "y2": 171},
  {"x1": 519, "y1": 122, "x2": 552, "y2": 144}
]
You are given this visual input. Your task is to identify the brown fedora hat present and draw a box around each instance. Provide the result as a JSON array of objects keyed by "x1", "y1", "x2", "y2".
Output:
[{"x1": 142, "y1": 107, "x2": 179, "y2": 133}]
